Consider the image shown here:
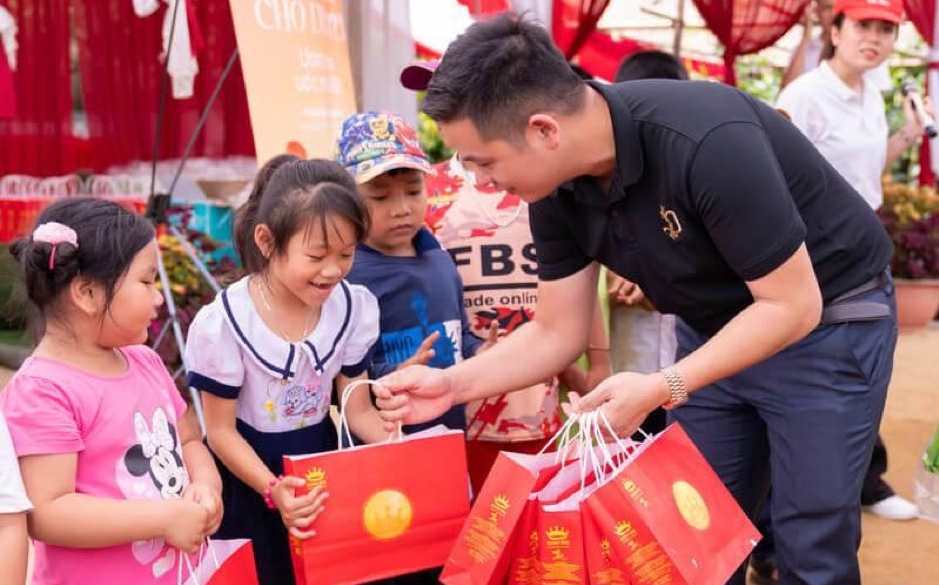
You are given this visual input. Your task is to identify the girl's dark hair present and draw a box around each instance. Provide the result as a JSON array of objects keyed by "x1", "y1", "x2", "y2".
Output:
[
  {"x1": 9, "y1": 197, "x2": 155, "y2": 320},
  {"x1": 235, "y1": 154, "x2": 301, "y2": 273},
  {"x1": 237, "y1": 158, "x2": 369, "y2": 273},
  {"x1": 822, "y1": 14, "x2": 847, "y2": 61}
]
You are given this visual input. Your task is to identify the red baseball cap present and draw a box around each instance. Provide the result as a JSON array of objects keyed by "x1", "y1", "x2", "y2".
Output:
[
  {"x1": 833, "y1": 0, "x2": 903, "y2": 23},
  {"x1": 400, "y1": 60, "x2": 439, "y2": 91}
]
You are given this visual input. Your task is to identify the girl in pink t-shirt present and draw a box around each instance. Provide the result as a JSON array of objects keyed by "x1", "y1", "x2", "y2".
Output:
[{"x1": 0, "y1": 198, "x2": 222, "y2": 585}]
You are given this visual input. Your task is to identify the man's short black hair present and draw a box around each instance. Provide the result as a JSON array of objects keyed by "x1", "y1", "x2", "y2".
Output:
[
  {"x1": 614, "y1": 50, "x2": 689, "y2": 83},
  {"x1": 422, "y1": 14, "x2": 585, "y2": 142}
]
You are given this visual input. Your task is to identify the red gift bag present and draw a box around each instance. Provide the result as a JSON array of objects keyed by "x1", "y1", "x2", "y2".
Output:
[
  {"x1": 439, "y1": 448, "x2": 570, "y2": 585},
  {"x1": 585, "y1": 423, "x2": 760, "y2": 585},
  {"x1": 180, "y1": 539, "x2": 258, "y2": 585},
  {"x1": 284, "y1": 381, "x2": 473, "y2": 583},
  {"x1": 583, "y1": 509, "x2": 629, "y2": 585},
  {"x1": 440, "y1": 412, "x2": 604, "y2": 585},
  {"x1": 505, "y1": 500, "x2": 541, "y2": 585},
  {"x1": 526, "y1": 495, "x2": 587, "y2": 585},
  {"x1": 284, "y1": 425, "x2": 470, "y2": 584},
  {"x1": 506, "y1": 437, "x2": 636, "y2": 585}
]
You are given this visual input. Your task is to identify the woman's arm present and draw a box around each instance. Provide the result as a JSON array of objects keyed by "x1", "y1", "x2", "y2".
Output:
[{"x1": 886, "y1": 94, "x2": 929, "y2": 169}]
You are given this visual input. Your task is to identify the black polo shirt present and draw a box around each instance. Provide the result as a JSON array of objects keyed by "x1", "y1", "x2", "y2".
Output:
[{"x1": 530, "y1": 79, "x2": 893, "y2": 336}]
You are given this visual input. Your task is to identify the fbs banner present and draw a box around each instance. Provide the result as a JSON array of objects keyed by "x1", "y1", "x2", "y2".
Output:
[{"x1": 229, "y1": 0, "x2": 356, "y2": 162}]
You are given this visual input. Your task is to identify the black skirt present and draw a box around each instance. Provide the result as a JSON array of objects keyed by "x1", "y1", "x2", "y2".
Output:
[{"x1": 211, "y1": 418, "x2": 338, "y2": 585}]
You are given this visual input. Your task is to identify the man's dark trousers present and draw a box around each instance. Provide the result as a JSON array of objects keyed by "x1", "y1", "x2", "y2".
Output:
[{"x1": 670, "y1": 282, "x2": 898, "y2": 585}]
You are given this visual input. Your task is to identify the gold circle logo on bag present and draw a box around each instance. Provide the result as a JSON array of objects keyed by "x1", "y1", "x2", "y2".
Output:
[
  {"x1": 672, "y1": 480, "x2": 710, "y2": 531},
  {"x1": 363, "y1": 490, "x2": 413, "y2": 540}
]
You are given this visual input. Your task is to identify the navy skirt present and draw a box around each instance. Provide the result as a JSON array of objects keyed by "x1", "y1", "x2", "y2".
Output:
[{"x1": 212, "y1": 419, "x2": 338, "y2": 585}]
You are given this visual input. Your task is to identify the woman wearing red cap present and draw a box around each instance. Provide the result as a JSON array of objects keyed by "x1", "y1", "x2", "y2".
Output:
[
  {"x1": 778, "y1": 0, "x2": 925, "y2": 212},
  {"x1": 765, "y1": 0, "x2": 922, "y2": 582}
]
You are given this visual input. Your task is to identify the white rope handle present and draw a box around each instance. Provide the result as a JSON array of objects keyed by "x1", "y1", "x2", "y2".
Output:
[
  {"x1": 177, "y1": 546, "x2": 199, "y2": 585},
  {"x1": 538, "y1": 413, "x2": 575, "y2": 455},
  {"x1": 576, "y1": 409, "x2": 649, "y2": 492},
  {"x1": 177, "y1": 539, "x2": 221, "y2": 585},
  {"x1": 595, "y1": 410, "x2": 653, "y2": 486},
  {"x1": 587, "y1": 412, "x2": 615, "y2": 471},
  {"x1": 538, "y1": 412, "x2": 583, "y2": 469},
  {"x1": 338, "y1": 379, "x2": 402, "y2": 450},
  {"x1": 206, "y1": 540, "x2": 220, "y2": 569},
  {"x1": 579, "y1": 413, "x2": 604, "y2": 495}
]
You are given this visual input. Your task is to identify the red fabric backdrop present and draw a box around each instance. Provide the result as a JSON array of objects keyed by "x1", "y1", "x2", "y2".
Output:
[
  {"x1": 0, "y1": 0, "x2": 253, "y2": 177},
  {"x1": 904, "y1": 0, "x2": 935, "y2": 44},
  {"x1": 553, "y1": 0, "x2": 612, "y2": 59},
  {"x1": 692, "y1": 0, "x2": 809, "y2": 85},
  {"x1": 0, "y1": 0, "x2": 75, "y2": 176},
  {"x1": 552, "y1": 0, "x2": 724, "y2": 81},
  {"x1": 72, "y1": 0, "x2": 254, "y2": 173}
]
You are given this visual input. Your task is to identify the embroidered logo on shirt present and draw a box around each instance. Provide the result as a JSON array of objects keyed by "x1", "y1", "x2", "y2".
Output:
[
  {"x1": 660, "y1": 205, "x2": 683, "y2": 241},
  {"x1": 282, "y1": 383, "x2": 322, "y2": 418},
  {"x1": 264, "y1": 377, "x2": 323, "y2": 425}
]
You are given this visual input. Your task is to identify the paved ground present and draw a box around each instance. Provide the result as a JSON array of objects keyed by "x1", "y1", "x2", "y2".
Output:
[{"x1": 2, "y1": 326, "x2": 938, "y2": 584}]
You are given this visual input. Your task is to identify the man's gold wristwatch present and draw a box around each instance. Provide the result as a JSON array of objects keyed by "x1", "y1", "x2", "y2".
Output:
[{"x1": 661, "y1": 366, "x2": 688, "y2": 410}]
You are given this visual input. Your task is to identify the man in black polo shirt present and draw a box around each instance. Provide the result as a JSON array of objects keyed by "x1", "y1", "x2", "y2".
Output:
[{"x1": 375, "y1": 15, "x2": 896, "y2": 585}]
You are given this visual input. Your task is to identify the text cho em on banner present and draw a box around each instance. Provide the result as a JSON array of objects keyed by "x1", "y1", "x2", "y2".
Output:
[{"x1": 229, "y1": 0, "x2": 357, "y2": 161}]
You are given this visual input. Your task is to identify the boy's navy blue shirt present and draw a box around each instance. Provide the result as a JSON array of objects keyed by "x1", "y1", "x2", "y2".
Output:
[{"x1": 347, "y1": 227, "x2": 483, "y2": 434}]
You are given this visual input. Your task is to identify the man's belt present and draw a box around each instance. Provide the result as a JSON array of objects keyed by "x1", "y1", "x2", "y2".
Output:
[{"x1": 819, "y1": 271, "x2": 891, "y2": 326}]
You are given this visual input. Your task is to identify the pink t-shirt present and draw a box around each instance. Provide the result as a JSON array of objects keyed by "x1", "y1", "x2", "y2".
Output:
[{"x1": 0, "y1": 345, "x2": 190, "y2": 585}]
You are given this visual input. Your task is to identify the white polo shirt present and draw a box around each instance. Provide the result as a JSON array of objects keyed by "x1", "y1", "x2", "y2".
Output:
[{"x1": 777, "y1": 60, "x2": 888, "y2": 210}]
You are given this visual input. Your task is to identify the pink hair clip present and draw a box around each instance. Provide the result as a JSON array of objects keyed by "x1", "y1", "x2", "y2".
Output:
[{"x1": 32, "y1": 222, "x2": 78, "y2": 271}]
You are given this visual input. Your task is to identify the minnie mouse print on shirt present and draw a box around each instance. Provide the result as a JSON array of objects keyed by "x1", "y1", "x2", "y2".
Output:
[{"x1": 116, "y1": 405, "x2": 190, "y2": 578}]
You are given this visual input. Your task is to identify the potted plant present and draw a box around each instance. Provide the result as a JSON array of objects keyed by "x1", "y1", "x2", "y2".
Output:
[{"x1": 877, "y1": 180, "x2": 939, "y2": 329}]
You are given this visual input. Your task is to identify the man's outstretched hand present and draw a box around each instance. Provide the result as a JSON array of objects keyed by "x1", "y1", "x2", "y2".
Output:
[{"x1": 374, "y1": 365, "x2": 456, "y2": 433}]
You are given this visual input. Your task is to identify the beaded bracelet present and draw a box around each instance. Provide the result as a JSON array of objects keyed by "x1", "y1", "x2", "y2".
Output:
[{"x1": 263, "y1": 474, "x2": 284, "y2": 510}]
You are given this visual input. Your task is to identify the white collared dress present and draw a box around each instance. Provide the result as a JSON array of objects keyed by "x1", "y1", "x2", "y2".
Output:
[{"x1": 184, "y1": 276, "x2": 379, "y2": 585}]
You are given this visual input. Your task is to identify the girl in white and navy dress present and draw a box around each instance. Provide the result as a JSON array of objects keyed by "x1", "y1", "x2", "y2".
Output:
[{"x1": 186, "y1": 157, "x2": 388, "y2": 585}]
